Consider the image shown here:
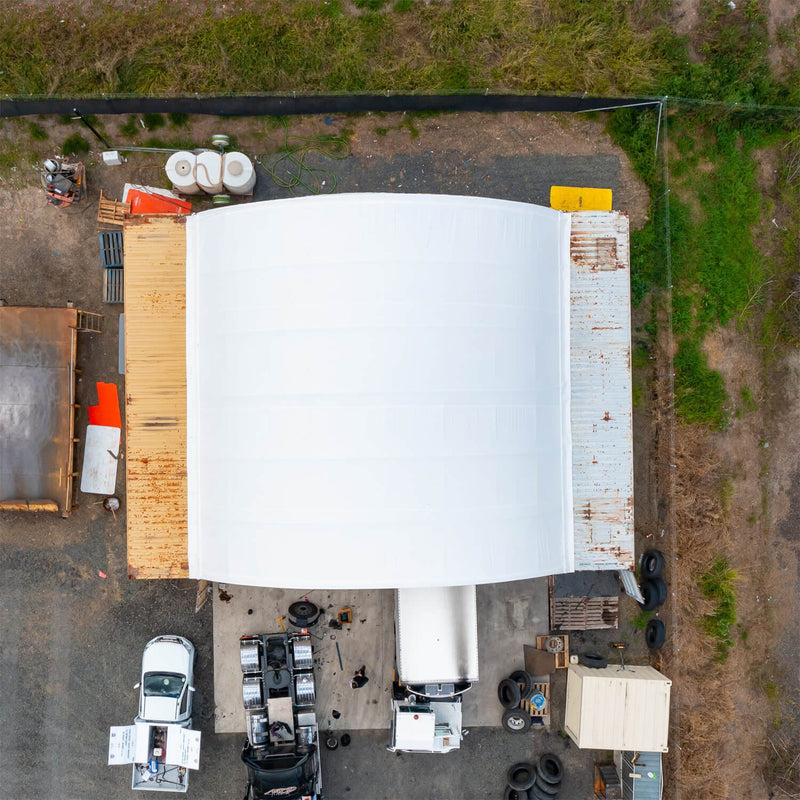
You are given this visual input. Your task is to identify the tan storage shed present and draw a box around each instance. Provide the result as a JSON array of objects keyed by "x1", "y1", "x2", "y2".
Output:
[{"x1": 564, "y1": 664, "x2": 671, "y2": 752}]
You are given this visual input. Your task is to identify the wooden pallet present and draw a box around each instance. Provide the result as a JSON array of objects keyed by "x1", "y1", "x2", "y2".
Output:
[
  {"x1": 536, "y1": 634, "x2": 570, "y2": 669},
  {"x1": 97, "y1": 189, "x2": 130, "y2": 227},
  {"x1": 518, "y1": 680, "x2": 550, "y2": 726}
]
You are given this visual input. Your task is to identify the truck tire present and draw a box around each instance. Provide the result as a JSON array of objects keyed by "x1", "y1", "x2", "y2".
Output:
[
  {"x1": 579, "y1": 652, "x2": 607, "y2": 669},
  {"x1": 638, "y1": 579, "x2": 664, "y2": 611},
  {"x1": 531, "y1": 782, "x2": 560, "y2": 800},
  {"x1": 509, "y1": 669, "x2": 535, "y2": 700},
  {"x1": 645, "y1": 618, "x2": 666, "y2": 650},
  {"x1": 507, "y1": 763, "x2": 537, "y2": 792},
  {"x1": 502, "y1": 707, "x2": 531, "y2": 733},
  {"x1": 498, "y1": 677, "x2": 522, "y2": 708},
  {"x1": 641, "y1": 549, "x2": 665, "y2": 579},
  {"x1": 537, "y1": 753, "x2": 563, "y2": 784},
  {"x1": 504, "y1": 786, "x2": 530, "y2": 800}
]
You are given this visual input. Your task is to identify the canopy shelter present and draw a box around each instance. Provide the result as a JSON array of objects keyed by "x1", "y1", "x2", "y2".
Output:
[{"x1": 185, "y1": 195, "x2": 574, "y2": 589}]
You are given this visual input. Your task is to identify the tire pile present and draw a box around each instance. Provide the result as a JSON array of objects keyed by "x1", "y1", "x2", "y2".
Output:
[
  {"x1": 639, "y1": 549, "x2": 667, "y2": 651},
  {"x1": 504, "y1": 753, "x2": 563, "y2": 799},
  {"x1": 498, "y1": 669, "x2": 536, "y2": 733}
]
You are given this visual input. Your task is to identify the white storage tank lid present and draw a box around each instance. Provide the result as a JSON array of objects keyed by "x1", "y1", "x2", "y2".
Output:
[
  {"x1": 222, "y1": 152, "x2": 256, "y2": 195},
  {"x1": 165, "y1": 151, "x2": 200, "y2": 194},
  {"x1": 195, "y1": 150, "x2": 224, "y2": 194}
]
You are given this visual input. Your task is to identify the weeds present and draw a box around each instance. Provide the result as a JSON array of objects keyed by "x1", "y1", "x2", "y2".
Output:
[
  {"x1": 28, "y1": 122, "x2": 48, "y2": 141},
  {"x1": 61, "y1": 133, "x2": 90, "y2": 155},
  {"x1": 698, "y1": 557, "x2": 737, "y2": 661},
  {"x1": 673, "y1": 339, "x2": 730, "y2": 429}
]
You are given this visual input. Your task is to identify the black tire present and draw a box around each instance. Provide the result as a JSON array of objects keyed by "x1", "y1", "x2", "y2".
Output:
[
  {"x1": 503, "y1": 787, "x2": 530, "y2": 800},
  {"x1": 340, "y1": 733, "x2": 351, "y2": 747},
  {"x1": 531, "y1": 783, "x2": 560, "y2": 800},
  {"x1": 324, "y1": 736, "x2": 338, "y2": 751},
  {"x1": 288, "y1": 600, "x2": 320, "y2": 626},
  {"x1": 645, "y1": 618, "x2": 667, "y2": 650},
  {"x1": 654, "y1": 576, "x2": 668, "y2": 604},
  {"x1": 509, "y1": 669, "x2": 535, "y2": 700},
  {"x1": 641, "y1": 549, "x2": 665, "y2": 579},
  {"x1": 502, "y1": 707, "x2": 532, "y2": 733},
  {"x1": 579, "y1": 652, "x2": 608, "y2": 669},
  {"x1": 507, "y1": 763, "x2": 537, "y2": 792},
  {"x1": 638, "y1": 580, "x2": 661, "y2": 611},
  {"x1": 498, "y1": 677, "x2": 522, "y2": 708},
  {"x1": 537, "y1": 752, "x2": 563, "y2": 784}
]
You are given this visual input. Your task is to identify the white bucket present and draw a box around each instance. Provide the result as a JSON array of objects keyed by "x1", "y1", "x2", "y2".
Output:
[
  {"x1": 195, "y1": 150, "x2": 224, "y2": 194},
  {"x1": 165, "y1": 151, "x2": 200, "y2": 194},
  {"x1": 222, "y1": 152, "x2": 256, "y2": 195}
]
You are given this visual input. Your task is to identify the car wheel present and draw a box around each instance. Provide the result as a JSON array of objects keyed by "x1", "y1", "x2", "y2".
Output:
[
  {"x1": 498, "y1": 677, "x2": 522, "y2": 708},
  {"x1": 537, "y1": 753, "x2": 563, "y2": 784},
  {"x1": 325, "y1": 736, "x2": 338, "y2": 751},
  {"x1": 641, "y1": 549, "x2": 665, "y2": 579},
  {"x1": 507, "y1": 762, "x2": 537, "y2": 792},
  {"x1": 502, "y1": 707, "x2": 531, "y2": 733},
  {"x1": 509, "y1": 669, "x2": 535, "y2": 700},
  {"x1": 579, "y1": 652, "x2": 607, "y2": 669},
  {"x1": 645, "y1": 618, "x2": 666, "y2": 650}
]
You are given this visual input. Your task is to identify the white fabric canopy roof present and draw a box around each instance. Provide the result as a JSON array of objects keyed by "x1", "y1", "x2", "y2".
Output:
[{"x1": 186, "y1": 194, "x2": 573, "y2": 589}]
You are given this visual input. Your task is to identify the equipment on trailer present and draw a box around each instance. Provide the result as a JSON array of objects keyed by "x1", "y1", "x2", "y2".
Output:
[{"x1": 41, "y1": 157, "x2": 86, "y2": 207}]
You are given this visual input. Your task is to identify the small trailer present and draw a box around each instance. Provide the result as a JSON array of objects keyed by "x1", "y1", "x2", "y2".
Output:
[
  {"x1": 389, "y1": 585, "x2": 479, "y2": 754},
  {"x1": 239, "y1": 632, "x2": 322, "y2": 800},
  {"x1": 108, "y1": 722, "x2": 200, "y2": 793}
]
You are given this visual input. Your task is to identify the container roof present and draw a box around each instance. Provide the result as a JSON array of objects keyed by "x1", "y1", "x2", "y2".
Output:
[{"x1": 186, "y1": 194, "x2": 574, "y2": 589}]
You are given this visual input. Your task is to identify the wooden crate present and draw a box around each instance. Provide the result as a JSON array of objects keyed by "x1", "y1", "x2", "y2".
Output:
[{"x1": 536, "y1": 634, "x2": 570, "y2": 669}]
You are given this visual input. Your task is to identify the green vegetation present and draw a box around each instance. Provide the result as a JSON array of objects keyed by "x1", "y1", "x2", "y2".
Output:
[
  {"x1": 0, "y1": 1, "x2": 683, "y2": 96},
  {"x1": 168, "y1": 112, "x2": 190, "y2": 128},
  {"x1": 699, "y1": 557, "x2": 738, "y2": 661},
  {"x1": 120, "y1": 116, "x2": 140, "y2": 137},
  {"x1": 631, "y1": 609, "x2": 654, "y2": 630},
  {"x1": 673, "y1": 339, "x2": 730, "y2": 429},
  {"x1": 739, "y1": 386, "x2": 759, "y2": 413},
  {"x1": 142, "y1": 112, "x2": 166, "y2": 131},
  {"x1": 28, "y1": 122, "x2": 48, "y2": 141},
  {"x1": 61, "y1": 133, "x2": 90, "y2": 154}
]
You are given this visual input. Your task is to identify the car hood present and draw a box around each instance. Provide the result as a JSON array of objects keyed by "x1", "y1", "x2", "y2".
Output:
[
  {"x1": 142, "y1": 695, "x2": 181, "y2": 723},
  {"x1": 142, "y1": 639, "x2": 191, "y2": 675}
]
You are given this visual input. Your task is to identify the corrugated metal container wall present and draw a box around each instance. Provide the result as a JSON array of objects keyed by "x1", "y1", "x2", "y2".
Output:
[{"x1": 569, "y1": 211, "x2": 635, "y2": 570}]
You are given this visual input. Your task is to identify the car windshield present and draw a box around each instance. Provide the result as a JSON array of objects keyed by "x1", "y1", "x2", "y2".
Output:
[{"x1": 143, "y1": 672, "x2": 186, "y2": 698}]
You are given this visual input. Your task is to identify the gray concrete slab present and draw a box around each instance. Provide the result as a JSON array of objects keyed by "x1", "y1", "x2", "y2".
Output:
[{"x1": 213, "y1": 578, "x2": 551, "y2": 734}]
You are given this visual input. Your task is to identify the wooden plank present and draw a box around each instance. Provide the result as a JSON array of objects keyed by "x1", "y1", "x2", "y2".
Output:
[{"x1": 123, "y1": 216, "x2": 189, "y2": 578}]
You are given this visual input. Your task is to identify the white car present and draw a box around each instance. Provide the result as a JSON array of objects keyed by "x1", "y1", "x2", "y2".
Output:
[{"x1": 135, "y1": 635, "x2": 195, "y2": 726}]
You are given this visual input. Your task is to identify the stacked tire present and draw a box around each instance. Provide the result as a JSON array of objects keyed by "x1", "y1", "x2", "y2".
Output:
[
  {"x1": 498, "y1": 669, "x2": 535, "y2": 733},
  {"x1": 503, "y1": 754, "x2": 563, "y2": 799},
  {"x1": 639, "y1": 549, "x2": 667, "y2": 650}
]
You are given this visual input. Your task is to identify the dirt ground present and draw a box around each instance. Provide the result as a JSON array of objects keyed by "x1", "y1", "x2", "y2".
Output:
[{"x1": 1, "y1": 107, "x2": 799, "y2": 799}]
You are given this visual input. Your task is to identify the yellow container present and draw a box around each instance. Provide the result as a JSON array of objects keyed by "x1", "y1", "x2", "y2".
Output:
[{"x1": 549, "y1": 186, "x2": 612, "y2": 212}]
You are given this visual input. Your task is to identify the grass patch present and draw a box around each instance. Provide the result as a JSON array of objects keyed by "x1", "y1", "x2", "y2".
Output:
[
  {"x1": 28, "y1": 122, "x2": 48, "y2": 141},
  {"x1": 120, "y1": 116, "x2": 140, "y2": 137},
  {"x1": 61, "y1": 133, "x2": 90, "y2": 155},
  {"x1": 168, "y1": 112, "x2": 190, "y2": 128},
  {"x1": 699, "y1": 556, "x2": 738, "y2": 662},
  {"x1": 631, "y1": 609, "x2": 654, "y2": 630},
  {"x1": 673, "y1": 339, "x2": 730, "y2": 429},
  {"x1": 739, "y1": 385, "x2": 758, "y2": 413},
  {"x1": 0, "y1": 1, "x2": 677, "y2": 95},
  {"x1": 142, "y1": 112, "x2": 166, "y2": 130}
]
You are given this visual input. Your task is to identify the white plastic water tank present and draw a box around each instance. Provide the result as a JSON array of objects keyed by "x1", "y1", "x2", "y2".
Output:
[
  {"x1": 195, "y1": 151, "x2": 224, "y2": 194},
  {"x1": 165, "y1": 151, "x2": 200, "y2": 194},
  {"x1": 222, "y1": 151, "x2": 256, "y2": 195}
]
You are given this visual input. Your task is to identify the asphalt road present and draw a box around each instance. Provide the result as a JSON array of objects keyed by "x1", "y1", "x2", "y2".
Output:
[{"x1": 0, "y1": 138, "x2": 626, "y2": 800}]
